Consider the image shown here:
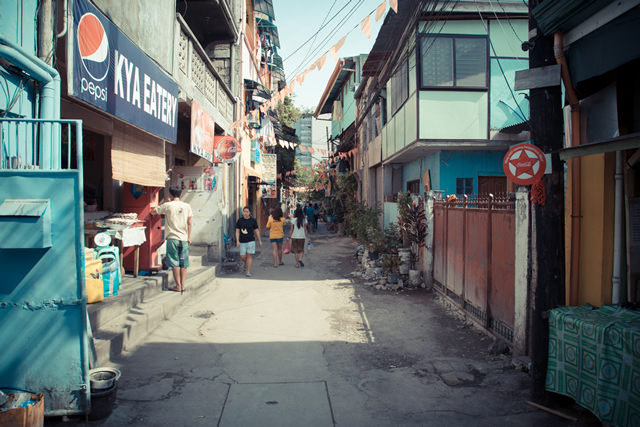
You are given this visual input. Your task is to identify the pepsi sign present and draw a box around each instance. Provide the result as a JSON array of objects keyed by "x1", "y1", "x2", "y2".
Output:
[{"x1": 71, "y1": 0, "x2": 178, "y2": 143}]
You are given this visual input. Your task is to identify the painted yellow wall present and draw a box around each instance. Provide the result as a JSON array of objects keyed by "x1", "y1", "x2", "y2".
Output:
[{"x1": 565, "y1": 152, "x2": 615, "y2": 306}]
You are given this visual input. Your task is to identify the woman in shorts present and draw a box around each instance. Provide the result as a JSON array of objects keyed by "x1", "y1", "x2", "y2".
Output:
[{"x1": 266, "y1": 206, "x2": 286, "y2": 267}]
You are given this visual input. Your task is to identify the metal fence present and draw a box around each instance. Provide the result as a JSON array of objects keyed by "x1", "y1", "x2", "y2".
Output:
[
  {"x1": 433, "y1": 194, "x2": 516, "y2": 342},
  {"x1": 0, "y1": 118, "x2": 82, "y2": 171}
]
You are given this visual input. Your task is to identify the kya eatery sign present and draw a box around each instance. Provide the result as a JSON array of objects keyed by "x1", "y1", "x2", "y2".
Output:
[
  {"x1": 503, "y1": 143, "x2": 546, "y2": 185},
  {"x1": 71, "y1": 0, "x2": 178, "y2": 142}
]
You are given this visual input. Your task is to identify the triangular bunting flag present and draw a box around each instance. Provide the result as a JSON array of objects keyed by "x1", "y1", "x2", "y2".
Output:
[
  {"x1": 375, "y1": 0, "x2": 386, "y2": 21},
  {"x1": 390, "y1": 0, "x2": 397, "y2": 13},
  {"x1": 317, "y1": 53, "x2": 327, "y2": 71},
  {"x1": 330, "y1": 35, "x2": 347, "y2": 61},
  {"x1": 309, "y1": 147, "x2": 315, "y2": 154},
  {"x1": 361, "y1": 15, "x2": 372, "y2": 39}
]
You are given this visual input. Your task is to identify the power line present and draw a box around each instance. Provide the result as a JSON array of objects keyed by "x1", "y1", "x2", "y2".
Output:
[
  {"x1": 473, "y1": 1, "x2": 530, "y2": 127},
  {"x1": 282, "y1": 0, "x2": 356, "y2": 62},
  {"x1": 297, "y1": 0, "x2": 338, "y2": 74},
  {"x1": 286, "y1": 0, "x2": 367, "y2": 80}
]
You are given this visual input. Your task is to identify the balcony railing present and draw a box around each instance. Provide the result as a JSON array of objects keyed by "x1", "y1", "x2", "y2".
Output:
[
  {"x1": 0, "y1": 118, "x2": 82, "y2": 171},
  {"x1": 175, "y1": 14, "x2": 236, "y2": 125}
]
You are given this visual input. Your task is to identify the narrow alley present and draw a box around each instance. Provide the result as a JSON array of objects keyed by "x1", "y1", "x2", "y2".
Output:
[
  {"x1": 3, "y1": 1, "x2": 639, "y2": 425},
  {"x1": 90, "y1": 225, "x2": 574, "y2": 426}
]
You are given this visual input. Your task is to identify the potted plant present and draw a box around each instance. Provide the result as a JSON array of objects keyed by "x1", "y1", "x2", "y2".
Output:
[
  {"x1": 383, "y1": 222, "x2": 402, "y2": 254},
  {"x1": 398, "y1": 199, "x2": 426, "y2": 270},
  {"x1": 382, "y1": 254, "x2": 403, "y2": 284},
  {"x1": 396, "y1": 192, "x2": 413, "y2": 248},
  {"x1": 367, "y1": 228, "x2": 385, "y2": 260}
]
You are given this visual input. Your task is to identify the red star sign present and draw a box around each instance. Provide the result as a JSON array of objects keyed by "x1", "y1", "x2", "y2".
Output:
[{"x1": 503, "y1": 143, "x2": 546, "y2": 185}]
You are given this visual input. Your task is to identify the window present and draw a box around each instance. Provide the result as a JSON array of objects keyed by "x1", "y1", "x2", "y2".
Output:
[
  {"x1": 390, "y1": 60, "x2": 408, "y2": 114},
  {"x1": 420, "y1": 36, "x2": 487, "y2": 88},
  {"x1": 456, "y1": 178, "x2": 474, "y2": 195},
  {"x1": 407, "y1": 179, "x2": 420, "y2": 194}
]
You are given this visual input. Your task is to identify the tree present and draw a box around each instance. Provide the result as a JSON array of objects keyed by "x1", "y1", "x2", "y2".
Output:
[{"x1": 275, "y1": 96, "x2": 301, "y2": 127}]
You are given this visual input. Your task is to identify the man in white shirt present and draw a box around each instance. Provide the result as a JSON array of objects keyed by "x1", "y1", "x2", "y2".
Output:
[{"x1": 154, "y1": 188, "x2": 192, "y2": 293}]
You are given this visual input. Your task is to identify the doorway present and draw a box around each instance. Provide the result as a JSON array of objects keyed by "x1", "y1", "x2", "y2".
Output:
[{"x1": 478, "y1": 176, "x2": 507, "y2": 195}]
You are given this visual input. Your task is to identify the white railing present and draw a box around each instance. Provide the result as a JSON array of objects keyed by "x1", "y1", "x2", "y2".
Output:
[{"x1": 175, "y1": 15, "x2": 236, "y2": 125}]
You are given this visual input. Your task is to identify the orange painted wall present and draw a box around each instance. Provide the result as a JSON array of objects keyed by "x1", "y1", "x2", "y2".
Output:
[{"x1": 565, "y1": 152, "x2": 615, "y2": 306}]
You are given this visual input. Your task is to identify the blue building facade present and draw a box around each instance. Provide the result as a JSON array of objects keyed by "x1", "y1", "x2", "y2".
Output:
[{"x1": 356, "y1": 1, "x2": 530, "y2": 227}]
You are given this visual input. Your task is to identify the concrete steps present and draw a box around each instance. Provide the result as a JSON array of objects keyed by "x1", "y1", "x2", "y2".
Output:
[{"x1": 89, "y1": 262, "x2": 217, "y2": 367}]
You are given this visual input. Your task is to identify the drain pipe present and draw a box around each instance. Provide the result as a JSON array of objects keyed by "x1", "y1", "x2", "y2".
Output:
[
  {"x1": 612, "y1": 151, "x2": 624, "y2": 303},
  {"x1": 0, "y1": 34, "x2": 61, "y2": 169},
  {"x1": 554, "y1": 32, "x2": 581, "y2": 306}
]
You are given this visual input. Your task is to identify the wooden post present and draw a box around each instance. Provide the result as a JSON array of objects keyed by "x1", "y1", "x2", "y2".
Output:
[
  {"x1": 133, "y1": 246, "x2": 140, "y2": 277},
  {"x1": 528, "y1": 0, "x2": 566, "y2": 401}
]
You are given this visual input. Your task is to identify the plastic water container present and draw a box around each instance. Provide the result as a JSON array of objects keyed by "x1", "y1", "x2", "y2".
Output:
[
  {"x1": 306, "y1": 241, "x2": 311, "y2": 252},
  {"x1": 97, "y1": 246, "x2": 120, "y2": 297}
]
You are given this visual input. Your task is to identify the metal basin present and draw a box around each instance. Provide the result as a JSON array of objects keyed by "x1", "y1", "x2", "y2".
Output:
[{"x1": 90, "y1": 368, "x2": 121, "y2": 391}]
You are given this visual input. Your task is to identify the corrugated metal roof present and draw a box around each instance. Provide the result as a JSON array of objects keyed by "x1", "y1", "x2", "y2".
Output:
[{"x1": 531, "y1": 0, "x2": 614, "y2": 35}]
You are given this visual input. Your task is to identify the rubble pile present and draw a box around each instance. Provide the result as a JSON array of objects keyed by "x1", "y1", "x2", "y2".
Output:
[{"x1": 348, "y1": 248, "x2": 430, "y2": 292}]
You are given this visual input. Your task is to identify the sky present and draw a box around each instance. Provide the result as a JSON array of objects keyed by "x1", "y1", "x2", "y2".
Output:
[{"x1": 273, "y1": 0, "x2": 387, "y2": 111}]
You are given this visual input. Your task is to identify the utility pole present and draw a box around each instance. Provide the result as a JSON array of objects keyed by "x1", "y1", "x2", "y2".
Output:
[{"x1": 527, "y1": 0, "x2": 566, "y2": 401}]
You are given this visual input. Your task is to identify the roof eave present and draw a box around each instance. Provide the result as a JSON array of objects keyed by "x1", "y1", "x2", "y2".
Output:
[{"x1": 314, "y1": 59, "x2": 345, "y2": 118}]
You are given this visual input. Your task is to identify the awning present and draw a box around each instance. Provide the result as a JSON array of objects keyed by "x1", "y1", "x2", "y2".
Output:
[
  {"x1": 558, "y1": 132, "x2": 640, "y2": 160},
  {"x1": 244, "y1": 164, "x2": 262, "y2": 180},
  {"x1": 258, "y1": 21, "x2": 280, "y2": 48},
  {"x1": 254, "y1": 0, "x2": 275, "y2": 21},
  {"x1": 244, "y1": 79, "x2": 271, "y2": 100},
  {"x1": 268, "y1": 53, "x2": 284, "y2": 70}
]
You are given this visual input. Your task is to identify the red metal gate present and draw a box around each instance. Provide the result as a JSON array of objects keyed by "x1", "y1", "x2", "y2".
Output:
[{"x1": 433, "y1": 195, "x2": 515, "y2": 342}]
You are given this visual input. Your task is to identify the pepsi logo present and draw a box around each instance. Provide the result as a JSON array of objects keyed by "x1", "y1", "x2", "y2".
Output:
[{"x1": 77, "y1": 13, "x2": 110, "y2": 82}]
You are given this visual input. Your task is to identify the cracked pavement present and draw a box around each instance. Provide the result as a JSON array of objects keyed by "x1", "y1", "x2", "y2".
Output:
[{"x1": 88, "y1": 226, "x2": 584, "y2": 426}]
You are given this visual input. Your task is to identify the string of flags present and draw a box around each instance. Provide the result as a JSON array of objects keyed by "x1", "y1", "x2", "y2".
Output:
[
  {"x1": 275, "y1": 147, "x2": 359, "y2": 179},
  {"x1": 230, "y1": 0, "x2": 398, "y2": 133}
]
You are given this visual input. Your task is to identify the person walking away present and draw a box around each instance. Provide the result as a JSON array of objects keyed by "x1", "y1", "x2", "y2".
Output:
[
  {"x1": 305, "y1": 203, "x2": 315, "y2": 232},
  {"x1": 288, "y1": 206, "x2": 310, "y2": 268},
  {"x1": 153, "y1": 187, "x2": 192, "y2": 294},
  {"x1": 266, "y1": 207, "x2": 286, "y2": 267},
  {"x1": 312, "y1": 203, "x2": 320, "y2": 232},
  {"x1": 235, "y1": 206, "x2": 262, "y2": 277}
]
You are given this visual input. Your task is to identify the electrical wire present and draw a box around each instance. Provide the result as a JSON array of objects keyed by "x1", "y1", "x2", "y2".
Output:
[
  {"x1": 297, "y1": 0, "x2": 338, "y2": 73},
  {"x1": 474, "y1": 1, "x2": 530, "y2": 127},
  {"x1": 487, "y1": 0, "x2": 524, "y2": 52},
  {"x1": 286, "y1": 0, "x2": 367, "y2": 80},
  {"x1": 283, "y1": 0, "x2": 356, "y2": 62}
]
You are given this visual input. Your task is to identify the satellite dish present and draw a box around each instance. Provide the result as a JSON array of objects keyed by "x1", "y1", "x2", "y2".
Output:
[{"x1": 94, "y1": 232, "x2": 112, "y2": 247}]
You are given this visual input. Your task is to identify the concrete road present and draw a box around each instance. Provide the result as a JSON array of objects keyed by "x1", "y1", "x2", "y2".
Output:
[{"x1": 99, "y1": 226, "x2": 580, "y2": 427}]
